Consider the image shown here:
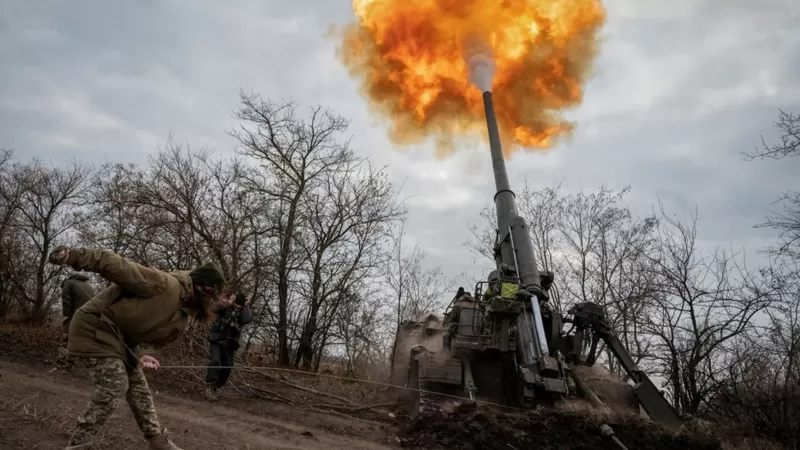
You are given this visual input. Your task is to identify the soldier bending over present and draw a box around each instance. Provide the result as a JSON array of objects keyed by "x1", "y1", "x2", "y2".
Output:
[{"x1": 48, "y1": 246, "x2": 226, "y2": 450}]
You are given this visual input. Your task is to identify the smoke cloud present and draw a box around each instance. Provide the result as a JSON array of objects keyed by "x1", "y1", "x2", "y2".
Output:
[
  {"x1": 465, "y1": 37, "x2": 496, "y2": 93},
  {"x1": 334, "y1": 0, "x2": 607, "y2": 157}
]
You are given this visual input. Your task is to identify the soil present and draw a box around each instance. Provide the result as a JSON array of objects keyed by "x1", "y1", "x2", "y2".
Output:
[
  {"x1": 0, "y1": 322, "x2": 749, "y2": 450},
  {"x1": 397, "y1": 402, "x2": 723, "y2": 450},
  {"x1": 0, "y1": 409, "x2": 67, "y2": 450},
  {"x1": 0, "y1": 359, "x2": 398, "y2": 450}
]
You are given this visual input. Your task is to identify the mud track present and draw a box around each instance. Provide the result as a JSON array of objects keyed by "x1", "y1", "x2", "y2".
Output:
[{"x1": 0, "y1": 359, "x2": 397, "y2": 450}]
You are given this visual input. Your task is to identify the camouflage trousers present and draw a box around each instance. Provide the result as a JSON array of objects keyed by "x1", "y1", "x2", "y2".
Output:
[
  {"x1": 67, "y1": 357, "x2": 162, "y2": 446},
  {"x1": 55, "y1": 346, "x2": 74, "y2": 370}
]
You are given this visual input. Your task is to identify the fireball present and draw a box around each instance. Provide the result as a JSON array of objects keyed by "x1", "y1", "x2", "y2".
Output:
[{"x1": 335, "y1": 0, "x2": 606, "y2": 158}]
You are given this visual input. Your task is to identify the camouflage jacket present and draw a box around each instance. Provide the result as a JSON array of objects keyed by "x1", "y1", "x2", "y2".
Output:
[
  {"x1": 63, "y1": 248, "x2": 200, "y2": 368},
  {"x1": 209, "y1": 304, "x2": 252, "y2": 343}
]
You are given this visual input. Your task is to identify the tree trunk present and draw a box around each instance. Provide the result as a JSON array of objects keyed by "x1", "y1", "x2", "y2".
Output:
[
  {"x1": 295, "y1": 256, "x2": 323, "y2": 370},
  {"x1": 313, "y1": 325, "x2": 330, "y2": 372},
  {"x1": 32, "y1": 245, "x2": 48, "y2": 324},
  {"x1": 277, "y1": 188, "x2": 303, "y2": 366},
  {"x1": 295, "y1": 315, "x2": 317, "y2": 370}
]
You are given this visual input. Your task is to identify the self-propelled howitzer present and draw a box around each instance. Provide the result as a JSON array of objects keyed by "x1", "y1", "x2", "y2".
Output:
[
  {"x1": 390, "y1": 90, "x2": 683, "y2": 432},
  {"x1": 480, "y1": 90, "x2": 571, "y2": 404}
]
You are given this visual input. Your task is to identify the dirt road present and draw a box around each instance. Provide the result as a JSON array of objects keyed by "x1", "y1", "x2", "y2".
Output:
[{"x1": 0, "y1": 359, "x2": 398, "y2": 450}]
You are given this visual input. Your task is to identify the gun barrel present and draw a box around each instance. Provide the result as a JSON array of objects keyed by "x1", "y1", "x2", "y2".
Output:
[
  {"x1": 481, "y1": 91, "x2": 518, "y2": 272},
  {"x1": 481, "y1": 90, "x2": 549, "y2": 361},
  {"x1": 482, "y1": 91, "x2": 511, "y2": 194}
]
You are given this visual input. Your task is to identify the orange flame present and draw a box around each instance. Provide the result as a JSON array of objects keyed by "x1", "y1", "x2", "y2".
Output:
[{"x1": 335, "y1": 0, "x2": 606, "y2": 158}]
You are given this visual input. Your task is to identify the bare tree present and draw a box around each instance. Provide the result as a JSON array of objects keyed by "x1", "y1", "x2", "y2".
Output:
[
  {"x1": 759, "y1": 192, "x2": 800, "y2": 262},
  {"x1": 293, "y1": 161, "x2": 405, "y2": 369},
  {"x1": 644, "y1": 202, "x2": 774, "y2": 415},
  {"x1": 709, "y1": 259, "x2": 800, "y2": 446},
  {"x1": 5, "y1": 158, "x2": 91, "y2": 321},
  {"x1": 706, "y1": 108, "x2": 800, "y2": 444},
  {"x1": 133, "y1": 141, "x2": 231, "y2": 272},
  {"x1": 0, "y1": 150, "x2": 26, "y2": 317},
  {"x1": 515, "y1": 181, "x2": 566, "y2": 307},
  {"x1": 696, "y1": 110, "x2": 800, "y2": 445},
  {"x1": 125, "y1": 142, "x2": 278, "y2": 341},
  {"x1": 745, "y1": 109, "x2": 800, "y2": 161},
  {"x1": 745, "y1": 109, "x2": 800, "y2": 261},
  {"x1": 230, "y1": 91, "x2": 357, "y2": 366},
  {"x1": 762, "y1": 261, "x2": 800, "y2": 429},
  {"x1": 465, "y1": 207, "x2": 496, "y2": 265},
  {"x1": 78, "y1": 162, "x2": 154, "y2": 257},
  {"x1": 330, "y1": 284, "x2": 390, "y2": 378}
]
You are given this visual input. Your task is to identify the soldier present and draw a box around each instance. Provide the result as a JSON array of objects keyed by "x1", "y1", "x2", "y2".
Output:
[
  {"x1": 47, "y1": 246, "x2": 226, "y2": 450},
  {"x1": 204, "y1": 292, "x2": 252, "y2": 401},
  {"x1": 483, "y1": 271, "x2": 501, "y2": 299},
  {"x1": 61, "y1": 272, "x2": 94, "y2": 330},
  {"x1": 452, "y1": 289, "x2": 475, "y2": 314},
  {"x1": 56, "y1": 273, "x2": 95, "y2": 369},
  {"x1": 445, "y1": 287, "x2": 475, "y2": 332}
]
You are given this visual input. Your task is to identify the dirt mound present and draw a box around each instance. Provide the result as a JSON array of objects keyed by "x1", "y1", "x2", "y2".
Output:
[
  {"x1": 398, "y1": 402, "x2": 722, "y2": 450},
  {"x1": 572, "y1": 365, "x2": 640, "y2": 414}
]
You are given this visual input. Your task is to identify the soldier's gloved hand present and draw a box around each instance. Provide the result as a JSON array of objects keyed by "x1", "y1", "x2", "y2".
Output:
[{"x1": 48, "y1": 246, "x2": 71, "y2": 265}]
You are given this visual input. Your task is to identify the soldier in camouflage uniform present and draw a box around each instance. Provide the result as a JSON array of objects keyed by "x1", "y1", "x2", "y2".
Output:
[
  {"x1": 71, "y1": 357, "x2": 163, "y2": 445},
  {"x1": 204, "y1": 292, "x2": 252, "y2": 401},
  {"x1": 47, "y1": 246, "x2": 226, "y2": 450}
]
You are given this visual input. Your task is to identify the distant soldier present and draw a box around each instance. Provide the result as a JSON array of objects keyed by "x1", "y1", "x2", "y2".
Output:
[
  {"x1": 61, "y1": 273, "x2": 94, "y2": 333},
  {"x1": 204, "y1": 292, "x2": 252, "y2": 401},
  {"x1": 56, "y1": 273, "x2": 95, "y2": 369},
  {"x1": 445, "y1": 287, "x2": 475, "y2": 332},
  {"x1": 483, "y1": 271, "x2": 501, "y2": 299},
  {"x1": 47, "y1": 246, "x2": 226, "y2": 450},
  {"x1": 452, "y1": 289, "x2": 475, "y2": 313}
]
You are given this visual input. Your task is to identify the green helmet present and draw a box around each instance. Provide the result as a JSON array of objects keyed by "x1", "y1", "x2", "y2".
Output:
[{"x1": 189, "y1": 262, "x2": 225, "y2": 289}]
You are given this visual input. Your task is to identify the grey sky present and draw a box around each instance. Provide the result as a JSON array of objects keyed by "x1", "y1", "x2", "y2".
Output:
[{"x1": 1, "y1": 0, "x2": 798, "y2": 288}]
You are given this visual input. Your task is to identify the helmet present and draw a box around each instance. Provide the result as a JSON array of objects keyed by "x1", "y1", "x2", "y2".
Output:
[{"x1": 487, "y1": 270, "x2": 499, "y2": 283}]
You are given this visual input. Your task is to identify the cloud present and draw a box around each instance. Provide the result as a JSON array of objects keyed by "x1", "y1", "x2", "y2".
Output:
[{"x1": 0, "y1": 0, "x2": 798, "y2": 286}]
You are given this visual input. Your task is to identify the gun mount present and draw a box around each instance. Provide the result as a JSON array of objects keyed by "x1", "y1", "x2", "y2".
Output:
[{"x1": 390, "y1": 89, "x2": 683, "y2": 432}]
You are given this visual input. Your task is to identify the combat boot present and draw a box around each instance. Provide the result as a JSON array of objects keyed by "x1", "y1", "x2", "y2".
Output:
[
  {"x1": 148, "y1": 429, "x2": 182, "y2": 450},
  {"x1": 64, "y1": 431, "x2": 93, "y2": 449},
  {"x1": 203, "y1": 383, "x2": 218, "y2": 401}
]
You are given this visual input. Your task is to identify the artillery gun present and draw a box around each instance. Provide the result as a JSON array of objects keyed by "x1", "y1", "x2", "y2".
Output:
[{"x1": 391, "y1": 90, "x2": 683, "y2": 431}]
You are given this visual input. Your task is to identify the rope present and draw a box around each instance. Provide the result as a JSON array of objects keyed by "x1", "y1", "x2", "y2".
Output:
[
  {"x1": 109, "y1": 338, "x2": 630, "y2": 446},
  {"x1": 134, "y1": 360, "x2": 632, "y2": 447},
  {"x1": 143, "y1": 362, "x2": 525, "y2": 412},
  {"x1": 117, "y1": 335, "x2": 524, "y2": 411}
]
